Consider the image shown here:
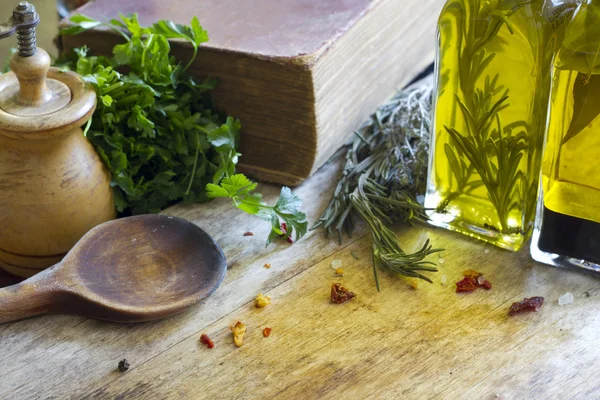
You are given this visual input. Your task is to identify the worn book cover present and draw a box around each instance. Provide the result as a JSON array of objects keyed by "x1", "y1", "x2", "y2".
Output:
[{"x1": 60, "y1": 0, "x2": 444, "y2": 185}]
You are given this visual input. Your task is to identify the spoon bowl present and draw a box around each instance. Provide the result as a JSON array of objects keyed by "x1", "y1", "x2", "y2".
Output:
[{"x1": 0, "y1": 215, "x2": 227, "y2": 324}]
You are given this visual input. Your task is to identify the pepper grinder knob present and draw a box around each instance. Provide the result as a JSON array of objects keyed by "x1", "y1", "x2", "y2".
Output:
[
  {"x1": 0, "y1": 2, "x2": 70, "y2": 116},
  {"x1": 10, "y1": 46, "x2": 53, "y2": 107}
]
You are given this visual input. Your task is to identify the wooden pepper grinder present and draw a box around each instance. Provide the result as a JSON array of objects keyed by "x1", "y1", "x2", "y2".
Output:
[{"x1": 0, "y1": 2, "x2": 115, "y2": 277}]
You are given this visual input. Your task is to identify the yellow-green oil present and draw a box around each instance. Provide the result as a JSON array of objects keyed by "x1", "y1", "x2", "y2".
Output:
[
  {"x1": 425, "y1": 0, "x2": 574, "y2": 250},
  {"x1": 533, "y1": 1, "x2": 600, "y2": 268},
  {"x1": 542, "y1": 70, "x2": 600, "y2": 224}
]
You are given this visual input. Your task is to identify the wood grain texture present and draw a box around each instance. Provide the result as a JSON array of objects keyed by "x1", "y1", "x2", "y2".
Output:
[
  {"x1": 0, "y1": 215, "x2": 227, "y2": 324},
  {"x1": 0, "y1": 49, "x2": 71, "y2": 116},
  {"x1": 0, "y1": 64, "x2": 114, "y2": 277},
  {"x1": 1, "y1": 157, "x2": 599, "y2": 399},
  {"x1": 0, "y1": 68, "x2": 97, "y2": 137}
]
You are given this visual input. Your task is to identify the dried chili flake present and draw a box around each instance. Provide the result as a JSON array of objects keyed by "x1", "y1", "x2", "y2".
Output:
[
  {"x1": 255, "y1": 293, "x2": 271, "y2": 308},
  {"x1": 230, "y1": 321, "x2": 246, "y2": 347},
  {"x1": 463, "y1": 269, "x2": 482, "y2": 279},
  {"x1": 408, "y1": 279, "x2": 419, "y2": 290},
  {"x1": 334, "y1": 267, "x2": 344, "y2": 276},
  {"x1": 477, "y1": 275, "x2": 492, "y2": 290},
  {"x1": 263, "y1": 327, "x2": 272, "y2": 338},
  {"x1": 264, "y1": 263, "x2": 271, "y2": 269},
  {"x1": 509, "y1": 297, "x2": 544, "y2": 316},
  {"x1": 456, "y1": 270, "x2": 492, "y2": 292},
  {"x1": 117, "y1": 359, "x2": 130, "y2": 372},
  {"x1": 280, "y1": 223, "x2": 293, "y2": 243},
  {"x1": 456, "y1": 277, "x2": 478, "y2": 292},
  {"x1": 331, "y1": 283, "x2": 355, "y2": 304},
  {"x1": 243, "y1": 232, "x2": 254, "y2": 237},
  {"x1": 200, "y1": 333, "x2": 215, "y2": 349}
]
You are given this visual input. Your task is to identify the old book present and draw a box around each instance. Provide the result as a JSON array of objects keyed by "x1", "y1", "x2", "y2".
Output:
[{"x1": 59, "y1": 0, "x2": 444, "y2": 186}]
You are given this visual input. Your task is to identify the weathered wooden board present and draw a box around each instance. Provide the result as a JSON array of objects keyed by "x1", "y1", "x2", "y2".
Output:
[{"x1": 1, "y1": 157, "x2": 599, "y2": 399}]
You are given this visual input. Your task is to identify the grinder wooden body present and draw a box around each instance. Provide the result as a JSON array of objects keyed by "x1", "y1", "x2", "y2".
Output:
[{"x1": 0, "y1": 47, "x2": 115, "y2": 277}]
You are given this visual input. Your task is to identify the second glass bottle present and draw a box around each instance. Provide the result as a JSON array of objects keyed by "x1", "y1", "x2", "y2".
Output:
[{"x1": 425, "y1": 0, "x2": 576, "y2": 250}]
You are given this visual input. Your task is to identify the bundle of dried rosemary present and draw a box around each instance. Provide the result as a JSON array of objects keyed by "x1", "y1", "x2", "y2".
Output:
[{"x1": 313, "y1": 78, "x2": 442, "y2": 290}]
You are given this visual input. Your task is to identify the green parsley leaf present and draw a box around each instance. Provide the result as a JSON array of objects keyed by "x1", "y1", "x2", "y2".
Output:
[
  {"x1": 207, "y1": 117, "x2": 240, "y2": 151},
  {"x1": 190, "y1": 17, "x2": 209, "y2": 46},
  {"x1": 60, "y1": 12, "x2": 306, "y2": 245},
  {"x1": 206, "y1": 174, "x2": 257, "y2": 198},
  {"x1": 207, "y1": 176, "x2": 307, "y2": 246},
  {"x1": 59, "y1": 15, "x2": 102, "y2": 35},
  {"x1": 273, "y1": 187, "x2": 308, "y2": 241},
  {"x1": 206, "y1": 183, "x2": 230, "y2": 198}
]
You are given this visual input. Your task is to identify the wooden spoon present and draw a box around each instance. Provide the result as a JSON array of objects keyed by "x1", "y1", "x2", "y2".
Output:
[{"x1": 0, "y1": 215, "x2": 227, "y2": 324}]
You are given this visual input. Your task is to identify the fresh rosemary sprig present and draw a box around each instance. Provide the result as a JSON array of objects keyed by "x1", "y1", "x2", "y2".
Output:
[
  {"x1": 313, "y1": 81, "x2": 442, "y2": 290},
  {"x1": 440, "y1": 0, "x2": 535, "y2": 234}
]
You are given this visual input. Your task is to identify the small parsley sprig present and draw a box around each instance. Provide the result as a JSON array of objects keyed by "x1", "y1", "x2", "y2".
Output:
[
  {"x1": 59, "y1": 13, "x2": 307, "y2": 245},
  {"x1": 207, "y1": 175, "x2": 307, "y2": 246}
]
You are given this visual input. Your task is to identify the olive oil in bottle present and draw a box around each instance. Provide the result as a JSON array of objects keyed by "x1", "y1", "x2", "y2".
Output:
[
  {"x1": 425, "y1": 0, "x2": 575, "y2": 250},
  {"x1": 532, "y1": 0, "x2": 600, "y2": 271}
]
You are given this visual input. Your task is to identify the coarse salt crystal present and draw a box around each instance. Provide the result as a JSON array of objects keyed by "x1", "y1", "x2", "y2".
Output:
[
  {"x1": 438, "y1": 257, "x2": 446, "y2": 264},
  {"x1": 331, "y1": 259, "x2": 343, "y2": 270},
  {"x1": 558, "y1": 292, "x2": 574, "y2": 306},
  {"x1": 440, "y1": 274, "x2": 447, "y2": 285}
]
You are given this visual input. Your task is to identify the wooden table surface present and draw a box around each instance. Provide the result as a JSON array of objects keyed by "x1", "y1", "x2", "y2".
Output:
[{"x1": 1, "y1": 157, "x2": 599, "y2": 400}]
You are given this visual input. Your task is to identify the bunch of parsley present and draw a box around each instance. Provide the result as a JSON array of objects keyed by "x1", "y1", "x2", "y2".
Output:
[{"x1": 60, "y1": 14, "x2": 307, "y2": 245}]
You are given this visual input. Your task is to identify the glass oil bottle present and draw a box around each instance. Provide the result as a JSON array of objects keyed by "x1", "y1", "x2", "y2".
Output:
[
  {"x1": 425, "y1": 0, "x2": 576, "y2": 250},
  {"x1": 531, "y1": 0, "x2": 600, "y2": 271}
]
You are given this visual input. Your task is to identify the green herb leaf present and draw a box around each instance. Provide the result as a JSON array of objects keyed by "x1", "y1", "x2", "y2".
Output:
[
  {"x1": 273, "y1": 187, "x2": 308, "y2": 239},
  {"x1": 233, "y1": 192, "x2": 262, "y2": 215},
  {"x1": 314, "y1": 82, "x2": 440, "y2": 289},
  {"x1": 206, "y1": 174, "x2": 257, "y2": 198},
  {"x1": 118, "y1": 13, "x2": 147, "y2": 37},
  {"x1": 60, "y1": 12, "x2": 305, "y2": 245},
  {"x1": 267, "y1": 214, "x2": 283, "y2": 246},
  {"x1": 564, "y1": 73, "x2": 600, "y2": 143},
  {"x1": 60, "y1": 14, "x2": 102, "y2": 35},
  {"x1": 150, "y1": 20, "x2": 194, "y2": 42},
  {"x1": 274, "y1": 186, "x2": 302, "y2": 215},
  {"x1": 205, "y1": 183, "x2": 230, "y2": 198},
  {"x1": 557, "y1": 2, "x2": 600, "y2": 75},
  {"x1": 190, "y1": 16, "x2": 209, "y2": 46},
  {"x1": 207, "y1": 177, "x2": 307, "y2": 245},
  {"x1": 207, "y1": 117, "x2": 240, "y2": 151}
]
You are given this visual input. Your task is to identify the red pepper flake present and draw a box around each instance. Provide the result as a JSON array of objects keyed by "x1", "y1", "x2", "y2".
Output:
[
  {"x1": 243, "y1": 232, "x2": 254, "y2": 236},
  {"x1": 263, "y1": 327, "x2": 272, "y2": 338},
  {"x1": 463, "y1": 269, "x2": 482, "y2": 279},
  {"x1": 509, "y1": 297, "x2": 545, "y2": 316},
  {"x1": 199, "y1": 333, "x2": 214, "y2": 349},
  {"x1": 456, "y1": 277, "x2": 478, "y2": 292},
  {"x1": 456, "y1": 270, "x2": 492, "y2": 292},
  {"x1": 280, "y1": 222, "x2": 293, "y2": 243},
  {"x1": 331, "y1": 283, "x2": 355, "y2": 304},
  {"x1": 477, "y1": 275, "x2": 492, "y2": 290}
]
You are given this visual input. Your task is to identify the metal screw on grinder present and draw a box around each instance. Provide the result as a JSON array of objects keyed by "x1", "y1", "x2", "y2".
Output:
[{"x1": 0, "y1": 1, "x2": 40, "y2": 57}]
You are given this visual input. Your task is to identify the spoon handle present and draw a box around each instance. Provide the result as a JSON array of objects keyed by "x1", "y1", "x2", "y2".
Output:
[{"x1": 0, "y1": 267, "x2": 63, "y2": 324}]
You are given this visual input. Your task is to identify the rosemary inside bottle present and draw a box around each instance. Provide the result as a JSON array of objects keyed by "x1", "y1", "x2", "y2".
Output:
[{"x1": 425, "y1": 0, "x2": 569, "y2": 251}]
